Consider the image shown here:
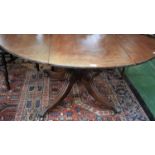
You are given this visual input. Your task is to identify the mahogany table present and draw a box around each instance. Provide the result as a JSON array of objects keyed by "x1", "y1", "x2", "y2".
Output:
[{"x1": 0, "y1": 34, "x2": 155, "y2": 117}]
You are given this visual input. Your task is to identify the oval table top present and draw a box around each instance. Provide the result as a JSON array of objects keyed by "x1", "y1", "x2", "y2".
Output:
[{"x1": 0, "y1": 34, "x2": 155, "y2": 68}]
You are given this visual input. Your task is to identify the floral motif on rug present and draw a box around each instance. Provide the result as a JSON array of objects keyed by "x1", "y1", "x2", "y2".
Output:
[{"x1": 0, "y1": 62, "x2": 149, "y2": 121}]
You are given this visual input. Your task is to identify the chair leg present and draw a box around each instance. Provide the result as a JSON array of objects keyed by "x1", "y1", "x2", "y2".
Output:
[
  {"x1": 121, "y1": 67, "x2": 125, "y2": 77},
  {"x1": 51, "y1": 66, "x2": 55, "y2": 71},
  {"x1": 119, "y1": 67, "x2": 126, "y2": 79},
  {"x1": 10, "y1": 54, "x2": 14, "y2": 60},
  {"x1": 35, "y1": 63, "x2": 40, "y2": 71},
  {"x1": 1, "y1": 54, "x2": 10, "y2": 90}
]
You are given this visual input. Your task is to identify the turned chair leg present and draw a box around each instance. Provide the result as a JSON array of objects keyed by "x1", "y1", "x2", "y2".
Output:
[{"x1": 1, "y1": 54, "x2": 10, "y2": 90}]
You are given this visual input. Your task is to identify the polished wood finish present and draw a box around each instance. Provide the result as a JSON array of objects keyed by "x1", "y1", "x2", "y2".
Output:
[
  {"x1": 0, "y1": 34, "x2": 50, "y2": 64},
  {"x1": 39, "y1": 72, "x2": 76, "y2": 118},
  {"x1": 49, "y1": 34, "x2": 132, "y2": 68},
  {"x1": 1, "y1": 34, "x2": 155, "y2": 118},
  {"x1": 0, "y1": 34, "x2": 155, "y2": 68}
]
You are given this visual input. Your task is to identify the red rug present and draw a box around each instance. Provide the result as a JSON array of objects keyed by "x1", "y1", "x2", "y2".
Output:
[{"x1": 0, "y1": 62, "x2": 149, "y2": 121}]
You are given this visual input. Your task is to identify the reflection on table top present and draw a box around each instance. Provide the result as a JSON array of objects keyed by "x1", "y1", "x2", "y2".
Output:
[{"x1": 0, "y1": 34, "x2": 155, "y2": 68}]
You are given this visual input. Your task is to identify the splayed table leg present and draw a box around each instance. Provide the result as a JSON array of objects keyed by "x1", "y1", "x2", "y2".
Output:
[{"x1": 39, "y1": 69, "x2": 119, "y2": 119}]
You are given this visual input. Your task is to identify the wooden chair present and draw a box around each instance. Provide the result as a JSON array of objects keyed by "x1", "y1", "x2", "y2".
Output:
[
  {"x1": 0, "y1": 48, "x2": 41, "y2": 114},
  {"x1": 0, "y1": 47, "x2": 40, "y2": 90},
  {"x1": 0, "y1": 47, "x2": 16, "y2": 90}
]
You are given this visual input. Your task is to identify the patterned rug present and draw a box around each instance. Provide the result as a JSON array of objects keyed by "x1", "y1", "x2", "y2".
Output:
[{"x1": 0, "y1": 62, "x2": 149, "y2": 121}]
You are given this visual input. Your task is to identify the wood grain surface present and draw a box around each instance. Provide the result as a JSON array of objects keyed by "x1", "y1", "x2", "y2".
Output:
[{"x1": 0, "y1": 34, "x2": 155, "y2": 68}]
